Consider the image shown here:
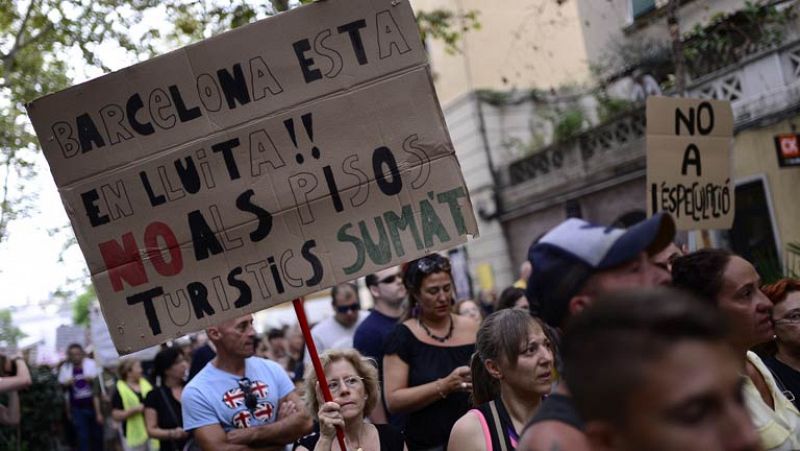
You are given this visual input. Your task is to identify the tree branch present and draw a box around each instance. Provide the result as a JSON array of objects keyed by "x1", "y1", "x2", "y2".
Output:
[{"x1": 3, "y1": 0, "x2": 38, "y2": 65}]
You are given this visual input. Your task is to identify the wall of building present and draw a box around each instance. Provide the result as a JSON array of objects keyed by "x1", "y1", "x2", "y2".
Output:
[
  {"x1": 441, "y1": 94, "x2": 516, "y2": 293},
  {"x1": 732, "y1": 115, "x2": 800, "y2": 258},
  {"x1": 502, "y1": 177, "x2": 647, "y2": 270},
  {"x1": 412, "y1": 0, "x2": 593, "y2": 105}
]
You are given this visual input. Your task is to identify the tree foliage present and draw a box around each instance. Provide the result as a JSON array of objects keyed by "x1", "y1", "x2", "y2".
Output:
[
  {"x1": 0, "y1": 308, "x2": 25, "y2": 347},
  {"x1": 71, "y1": 284, "x2": 95, "y2": 327},
  {"x1": 0, "y1": 0, "x2": 477, "y2": 245}
]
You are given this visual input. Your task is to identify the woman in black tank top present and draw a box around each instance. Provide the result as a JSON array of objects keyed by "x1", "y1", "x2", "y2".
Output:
[{"x1": 448, "y1": 309, "x2": 554, "y2": 451}]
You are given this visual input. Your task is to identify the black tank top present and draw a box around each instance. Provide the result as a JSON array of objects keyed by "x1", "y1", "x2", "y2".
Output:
[{"x1": 473, "y1": 399, "x2": 518, "y2": 450}]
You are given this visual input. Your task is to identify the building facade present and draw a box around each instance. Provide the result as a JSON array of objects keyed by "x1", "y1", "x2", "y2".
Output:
[{"x1": 419, "y1": 0, "x2": 800, "y2": 297}]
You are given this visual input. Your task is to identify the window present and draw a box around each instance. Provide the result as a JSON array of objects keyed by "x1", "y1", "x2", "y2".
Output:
[
  {"x1": 631, "y1": 0, "x2": 657, "y2": 20},
  {"x1": 718, "y1": 178, "x2": 782, "y2": 281}
]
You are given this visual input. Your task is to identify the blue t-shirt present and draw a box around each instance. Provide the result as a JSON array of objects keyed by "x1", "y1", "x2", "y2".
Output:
[
  {"x1": 353, "y1": 309, "x2": 400, "y2": 377},
  {"x1": 182, "y1": 357, "x2": 294, "y2": 432}
]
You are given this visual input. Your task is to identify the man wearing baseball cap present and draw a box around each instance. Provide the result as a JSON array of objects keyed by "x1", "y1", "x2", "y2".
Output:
[{"x1": 518, "y1": 212, "x2": 675, "y2": 451}]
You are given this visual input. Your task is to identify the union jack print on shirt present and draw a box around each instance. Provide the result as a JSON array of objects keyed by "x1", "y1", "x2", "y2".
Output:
[
  {"x1": 232, "y1": 410, "x2": 253, "y2": 429},
  {"x1": 253, "y1": 402, "x2": 274, "y2": 421},
  {"x1": 250, "y1": 380, "x2": 269, "y2": 400},
  {"x1": 222, "y1": 387, "x2": 246, "y2": 409}
]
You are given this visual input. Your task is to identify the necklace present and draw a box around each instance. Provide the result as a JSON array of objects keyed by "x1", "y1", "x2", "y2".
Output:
[
  {"x1": 418, "y1": 314, "x2": 454, "y2": 343},
  {"x1": 345, "y1": 425, "x2": 367, "y2": 451}
]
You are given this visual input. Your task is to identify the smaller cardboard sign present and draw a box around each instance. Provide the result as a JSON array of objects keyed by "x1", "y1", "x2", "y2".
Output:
[
  {"x1": 775, "y1": 133, "x2": 800, "y2": 167},
  {"x1": 646, "y1": 96, "x2": 735, "y2": 230}
]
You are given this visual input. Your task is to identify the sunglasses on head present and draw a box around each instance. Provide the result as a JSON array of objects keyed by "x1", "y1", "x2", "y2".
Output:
[
  {"x1": 415, "y1": 255, "x2": 451, "y2": 274},
  {"x1": 335, "y1": 303, "x2": 361, "y2": 314},
  {"x1": 238, "y1": 377, "x2": 258, "y2": 411}
]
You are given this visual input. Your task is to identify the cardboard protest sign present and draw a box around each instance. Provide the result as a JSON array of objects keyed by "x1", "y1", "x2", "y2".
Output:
[
  {"x1": 646, "y1": 96, "x2": 734, "y2": 230},
  {"x1": 27, "y1": 0, "x2": 478, "y2": 354}
]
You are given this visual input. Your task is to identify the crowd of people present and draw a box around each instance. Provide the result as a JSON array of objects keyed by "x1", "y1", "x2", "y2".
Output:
[{"x1": 3, "y1": 211, "x2": 800, "y2": 450}]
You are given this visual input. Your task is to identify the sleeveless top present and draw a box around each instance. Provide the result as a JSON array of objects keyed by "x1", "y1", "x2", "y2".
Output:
[
  {"x1": 469, "y1": 398, "x2": 519, "y2": 450},
  {"x1": 384, "y1": 323, "x2": 475, "y2": 450}
]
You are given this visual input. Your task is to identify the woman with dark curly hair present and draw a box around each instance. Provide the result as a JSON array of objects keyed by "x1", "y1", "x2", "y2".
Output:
[
  {"x1": 495, "y1": 287, "x2": 529, "y2": 312},
  {"x1": 144, "y1": 346, "x2": 189, "y2": 451},
  {"x1": 383, "y1": 254, "x2": 479, "y2": 451}
]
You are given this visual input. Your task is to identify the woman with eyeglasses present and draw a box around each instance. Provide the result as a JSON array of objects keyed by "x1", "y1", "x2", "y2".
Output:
[
  {"x1": 383, "y1": 254, "x2": 479, "y2": 451},
  {"x1": 144, "y1": 346, "x2": 190, "y2": 451},
  {"x1": 448, "y1": 309, "x2": 553, "y2": 451},
  {"x1": 294, "y1": 348, "x2": 407, "y2": 451},
  {"x1": 761, "y1": 278, "x2": 800, "y2": 410},
  {"x1": 454, "y1": 299, "x2": 483, "y2": 323},
  {"x1": 673, "y1": 250, "x2": 800, "y2": 450}
]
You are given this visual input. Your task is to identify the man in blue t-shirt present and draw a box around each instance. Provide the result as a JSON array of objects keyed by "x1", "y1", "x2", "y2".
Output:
[
  {"x1": 182, "y1": 314, "x2": 312, "y2": 449},
  {"x1": 353, "y1": 265, "x2": 406, "y2": 424}
]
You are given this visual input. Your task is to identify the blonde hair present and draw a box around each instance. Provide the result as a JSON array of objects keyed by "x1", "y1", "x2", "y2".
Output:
[
  {"x1": 117, "y1": 358, "x2": 140, "y2": 381},
  {"x1": 302, "y1": 349, "x2": 378, "y2": 420}
]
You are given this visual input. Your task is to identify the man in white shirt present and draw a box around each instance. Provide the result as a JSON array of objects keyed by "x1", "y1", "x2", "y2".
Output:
[
  {"x1": 304, "y1": 282, "x2": 366, "y2": 364},
  {"x1": 58, "y1": 343, "x2": 102, "y2": 451}
]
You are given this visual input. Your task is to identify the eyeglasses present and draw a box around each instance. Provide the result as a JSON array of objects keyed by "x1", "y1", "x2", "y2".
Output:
[
  {"x1": 238, "y1": 377, "x2": 258, "y2": 411},
  {"x1": 335, "y1": 303, "x2": 361, "y2": 314},
  {"x1": 415, "y1": 255, "x2": 451, "y2": 274},
  {"x1": 774, "y1": 312, "x2": 800, "y2": 325},
  {"x1": 378, "y1": 275, "x2": 399, "y2": 284},
  {"x1": 322, "y1": 376, "x2": 364, "y2": 394}
]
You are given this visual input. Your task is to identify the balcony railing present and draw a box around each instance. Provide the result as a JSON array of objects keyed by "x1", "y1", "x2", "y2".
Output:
[
  {"x1": 506, "y1": 106, "x2": 645, "y2": 188},
  {"x1": 683, "y1": 3, "x2": 798, "y2": 80}
]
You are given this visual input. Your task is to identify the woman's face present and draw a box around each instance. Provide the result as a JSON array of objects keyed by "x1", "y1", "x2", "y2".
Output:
[
  {"x1": 457, "y1": 300, "x2": 481, "y2": 322},
  {"x1": 130, "y1": 361, "x2": 143, "y2": 380},
  {"x1": 773, "y1": 291, "x2": 800, "y2": 352},
  {"x1": 716, "y1": 256, "x2": 773, "y2": 349},
  {"x1": 166, "y1": 355, "x2": 189, "y2": 382},
  {"x1": 497, "y1": 323, "x2": 553, "y2": 396},
  {"x1": 318, "y1": 359, "x2": 366, "y2": 422},
  {"x1": 416, "y1": 271, "x2": 454, "y2": 320},
  {"x1": 256, "y1": 340, "x2": 270, "y2": 359}
]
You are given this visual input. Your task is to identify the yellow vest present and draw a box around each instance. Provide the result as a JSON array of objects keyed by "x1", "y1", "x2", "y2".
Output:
[{"x1": 116, "y1": 378, "x2": 158, "y2": 449}]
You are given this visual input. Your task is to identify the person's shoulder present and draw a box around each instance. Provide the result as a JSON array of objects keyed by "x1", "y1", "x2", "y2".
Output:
[
  {"x1": 356, "y1": 310, "x2": 369, "y2": 322},
  {"x1": 518, "y1": 420, "x2": 590, "y2": 451},
  {"x1": 248, "y1": 356, "x2": 285, "y2": 374},
  {"x1": 449, "y1": 409, "x2": 483, "y2": 438},
  {"x1": 183, "y1": 365, "x2": 216, "y2": 396},
  {"x1": 447, "y1": 411, "x2": 485, "y2": 451},
  {"x1": 391, "y1": 321, "x2": 414, "y2": 338},
  {"x1": 383, "y1": 322, "x2": 415, "y2": 354},
  {"x1": 313, "y1": 316, "x2": 336, "y2": 330},
  {"x1": 144, "y1": 386, "x2": 164, "y2": 407},
  {"x1": 144, "y1": 386, "x2": 161, "y2": 401},
  {"x1": 357, "y1": 311, "x2": 380, "y2": 328},
  {"x1": 454, "y1": 313, "x2": 480, "y2": 332}
]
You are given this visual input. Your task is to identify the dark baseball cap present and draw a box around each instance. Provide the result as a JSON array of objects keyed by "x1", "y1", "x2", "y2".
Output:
[{"x1": 527, "y1": 212, "x2": 675, "y2": 327}]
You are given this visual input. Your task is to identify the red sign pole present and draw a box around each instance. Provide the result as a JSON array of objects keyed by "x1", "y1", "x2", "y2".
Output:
[{"x1": 292, "y1": 297, "x2": 348, "y2": 450}]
